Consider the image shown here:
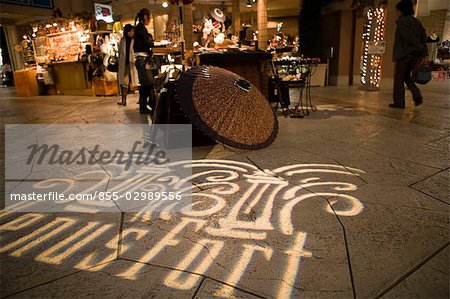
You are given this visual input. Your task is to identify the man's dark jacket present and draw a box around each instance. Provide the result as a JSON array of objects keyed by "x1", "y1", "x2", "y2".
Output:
[{"x1": 394, "y1": 15, "x2": 428, "y2": 61}]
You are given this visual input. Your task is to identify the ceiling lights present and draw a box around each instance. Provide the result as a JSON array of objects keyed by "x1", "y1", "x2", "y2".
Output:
[
  {"x1": 246, "y1": 0, "x2": 252, "y2": 8},
  {"x1": 162, "y1": 1, "x2": 169, "y2": 8}
]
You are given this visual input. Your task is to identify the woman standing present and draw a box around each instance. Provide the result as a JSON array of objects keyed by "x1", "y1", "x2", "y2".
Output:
[
  {"x1": 391, "y1": 0, "x2": 428, "y2": 109},
  {"x1": 117, "y1": 24, "x2": 134, "y2": 106},
  {"x1": 133, "y1": 8, "x2": 155, "y2": 115}
]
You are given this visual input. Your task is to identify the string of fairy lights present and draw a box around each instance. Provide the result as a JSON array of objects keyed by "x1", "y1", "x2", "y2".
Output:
[{"x1": 361, "y1": 6, "x2": 386, "y2": 90}]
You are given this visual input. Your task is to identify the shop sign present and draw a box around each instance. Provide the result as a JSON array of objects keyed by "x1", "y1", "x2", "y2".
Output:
[
  {"x1": 368, "y1": 41, "x2": 386, "y2": 55},
  {"x1": 94, "y1": 3, "x2": 114, "y2": 23}
]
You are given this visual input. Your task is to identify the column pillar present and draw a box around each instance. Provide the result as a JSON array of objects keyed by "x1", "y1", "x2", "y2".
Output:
[
  {"x1": 443, "y1": 11, "x2": 450, "y2": 41},
  {"x1": 257, "y1": 0, "x2": 268, "y2": 50},
  {"x1": 4, "y1": 25, "x2": 23, "y2": 70},
  {"x1": 232, "y1": 0, "x2": 241, "y2": 36},
  {"x1": 337, "y1": 10, "x2": 354, "y2": 86},
  {"x1": 182, "y1": 4, "x2": 194, "y2": 51},
  {"x1": 381, "y1": 0, "x2": 398, "y2": 86},
  {"x1": 168, "y1": 3, "x2": 179, "y2": 28},
  {"x1": 416, "y1": 0, "x2": 430, "y2": 17}
]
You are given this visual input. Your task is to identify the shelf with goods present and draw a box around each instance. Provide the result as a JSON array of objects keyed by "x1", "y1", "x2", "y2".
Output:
[
  {"x1": 15, "y1": 39, "x2": 36, "y2": 69},
  {"x1": 32, "y1": 36, "x2": 48, "y2": 64},
  {"x1": 27, "y1": 16, "x2": 92, "y2": 64}
]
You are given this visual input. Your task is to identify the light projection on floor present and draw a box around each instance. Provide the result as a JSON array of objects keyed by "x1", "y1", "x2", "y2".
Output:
[{"x1": 1, "y1": 160, "x2": 365, "y2": 298}]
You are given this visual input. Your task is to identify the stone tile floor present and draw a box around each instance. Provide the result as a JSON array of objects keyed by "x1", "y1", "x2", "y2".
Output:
[{"x1": 0, "y1": 82, "x2": 449, "y2": 298}]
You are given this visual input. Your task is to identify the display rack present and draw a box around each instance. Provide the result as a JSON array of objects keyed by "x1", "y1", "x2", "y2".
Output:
[{"x1": 272, "y1": 58, "x2": 319, "y2": 118}]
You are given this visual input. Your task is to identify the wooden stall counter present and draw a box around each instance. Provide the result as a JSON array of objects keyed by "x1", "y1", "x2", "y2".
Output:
[
  {"x1": 13, "y1": 69, "x2": 39, "y2": 97},
  {"x1": 50, "y1": 60, "x2": 93, "y2": 96},
  {"x1": 153, "y1": 47, "x2": 181, "y2": 55}
]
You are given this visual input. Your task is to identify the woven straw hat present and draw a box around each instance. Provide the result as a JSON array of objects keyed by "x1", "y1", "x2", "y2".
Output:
[{"x1": 177, "y1": 66, "x2": 278, "y2": 150}]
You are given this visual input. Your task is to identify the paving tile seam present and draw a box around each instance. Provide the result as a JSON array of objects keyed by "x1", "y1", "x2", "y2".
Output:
[
  {"x1": 120, "y1": 215, "x2": 230, "y2": 272},
  {"x1": 374, "y1": 242, "x2": 450, "y2": 299},
  {"x1": 359, "y1": 147, "x2": 446, "y2": 172},
  {"x1": 34, "y1": 103, "x2": 93, "y2": 125},
  {"x1": 409, "y1": 167, "x2": 450, "y2": 187},
  {"x1": 424, "y1": 134, "x2": 450, "y2": 147},
  {"x1": 362, "y1": 200, "x2": 450, "y2": 214},
  {"x1": 312, "y1": 97, "x2": 394, "y2": 118},
  {"x1": 260, "y1": 166, "x2": 358, "y2": 298},
  {"x1": 246, "y1": 154, "x2": 345, "y2": 197},
  {"x1": 280, "y1": 134, "x2": 444, "y2": 173},
  {"x1": 104, "y1": 177, "x2": 124, "y2": 213},
  {"x1": 2, "y1": 259, "x2": 116, "y2": 298},
  {"x1": 323, "y1": 197, "x2": 357, "y2": 299},
  {"x1": 245, "y1": 154, "x2": 355, "y2": 194},
  {"x1": 245, "y1": 155, "x2": 270, "y2": 173},
  {"x1": 408, "y1": 167, "x2": 450, "y2": 206},
  {"x1": 191, "y1": 276, "x2": 206, "y2": 299},
  {"x1": 193, "y1": 176, "x2": 248, "y2": 192},
  {"x1": 319, "y1": 95, "x2": 438, "y2": 120},
  {"x1": 408, "y1": 185, "x2": 450, "y2": 207},
  {"x1": 84, "y1": 148, "x2": 114, "y2": 179},
  {"x1": 29, "y1": 135, "x2": 39, "y2": 173},
  {"x1": 119, "y1": 213, "x2": 321, "y2": 297},
  {"x1": 118, "y1": 257, "x2": 267, "y2": 299},
  {"x1": 312, "y1": 96, "x2": 448, "y2": 131},
  {"x1": 241, "y1": 154, "x2": 332, "y2": 205},
  {"x1": 4, "y1": 172, "x2": 32, "y2": 197},
  {"x1": 385, "y1": 158, "x2": 435, "y2": 181},
  {"x1": 219, "y1": 274, "x2": 319, "y2": 294},
  {"x1": 249, "y1": 154, "x2": 367, "y2": 207},
  {"x1": 116, "y1": 212, "x2": 125, "y2": 258},
  {"x1": 334, "y1": 159, "x2": 368, "y2": 185}
]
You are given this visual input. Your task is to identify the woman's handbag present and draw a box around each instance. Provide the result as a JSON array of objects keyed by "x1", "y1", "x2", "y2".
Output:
[
  {"x1": 107, "y1": 56, "x2": 119, "y2": 73},
  {"x1": 413, "y1": 58, "x2": 432, "y2": 85}
]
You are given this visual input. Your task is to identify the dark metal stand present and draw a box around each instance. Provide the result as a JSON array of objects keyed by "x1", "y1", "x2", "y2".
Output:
[{"x1": 272, "y1": 59, "x2": 318, "y2": 118}]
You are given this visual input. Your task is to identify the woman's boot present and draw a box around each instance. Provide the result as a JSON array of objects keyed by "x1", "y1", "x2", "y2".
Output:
[{"x1": 117, "y1": 85, "x2": 128, "y2": 106}]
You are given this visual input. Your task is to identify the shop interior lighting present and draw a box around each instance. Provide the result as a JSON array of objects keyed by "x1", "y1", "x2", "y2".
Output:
[
  {"x1": 246, "y1": 0, "x2": 252, "y2": 8},
  {"x1": 162, "y1": 1, "x2": 169, "y2": 8}
]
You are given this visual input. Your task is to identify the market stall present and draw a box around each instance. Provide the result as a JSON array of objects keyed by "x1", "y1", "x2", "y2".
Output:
[
  {"x1": 13, "y1": 10, "x2": 123, "y2": 97},
  {"x1": 43, "y1": 25, "x2": 92, "y2": 95},
  {"x1": 21, "y1": 16, "x2": 95, "y2": 96}
]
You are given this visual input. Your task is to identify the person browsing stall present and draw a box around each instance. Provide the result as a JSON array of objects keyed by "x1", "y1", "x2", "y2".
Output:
[
  {"x1": 133, "y1": 8, "x2": 156, "y2": 115},
  {"x1": 117, "y1": 24, "x2": 134, "y2": 106}
]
